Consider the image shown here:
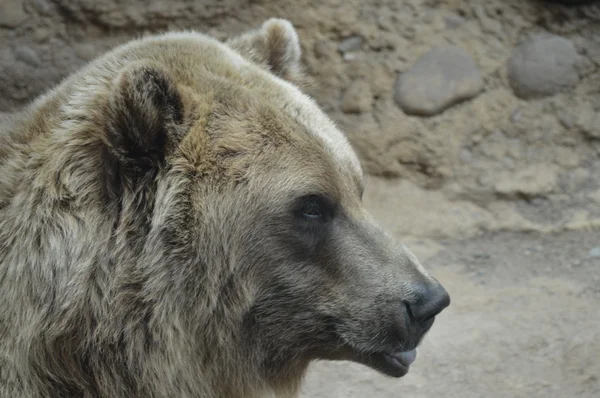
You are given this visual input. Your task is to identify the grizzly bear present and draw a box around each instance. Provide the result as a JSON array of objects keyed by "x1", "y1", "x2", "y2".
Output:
[{"x1": 0, "y1": 19, "x2": 450, "y2": 398}]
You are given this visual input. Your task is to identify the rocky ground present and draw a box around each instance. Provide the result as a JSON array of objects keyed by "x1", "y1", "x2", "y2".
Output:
[{"x1": 1, "y1": 0, "x2": 599, "y2": 397}]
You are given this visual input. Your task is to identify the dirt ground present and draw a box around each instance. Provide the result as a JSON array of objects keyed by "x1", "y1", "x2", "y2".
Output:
[{"x1": 1, "y1": 0, "x2": 599, "y2": 397}]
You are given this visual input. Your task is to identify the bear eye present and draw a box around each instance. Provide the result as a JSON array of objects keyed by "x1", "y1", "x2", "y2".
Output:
[
  {"x1": 302, "y1": 197, "x2": 322, "y2": 219},
  {"x1": 298, "y1": 195, "x2": 331, "y2": 221}
]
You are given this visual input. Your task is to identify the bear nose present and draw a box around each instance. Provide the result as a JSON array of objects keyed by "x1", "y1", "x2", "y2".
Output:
[{"x1": 406, "y1": 282, "x2": 450, "y2": 324}]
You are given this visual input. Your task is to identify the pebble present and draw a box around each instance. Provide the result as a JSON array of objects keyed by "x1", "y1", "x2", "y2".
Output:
[
  {"x1": 33, "y1": 27, "x2": 50, "y2": 42},
  {"x1": 510, "y1": 107, "x2": 522, "y2": 123},
  {"x1": 376, "y1": 16, "x2": 393, "y2": 32},
  {"x1": 557, "y1": 110, "x2": 575, "y2": 129},
  {"x1": 473, "y1": 252, "x2": 491, "y2": 260},
  {"x1": 340, "y1": 80, "x2": 372, "y2": 114},
  {"x1": 589, "y1": 189, "x2": 600, "y2": 203},
  {"x1": 0, "y1": 0, "x2": 28, "y2": 28},
  {"x1": 393, "y1": 45, "x2": 483, "y2": 116},
  {"x1": 494, "y1": 165, "x2": 558, "y2": 198},
  {"x1": 553, "y1": 147, "x2": 580, "y2": 168},
  {"x1": 576, "y1": 104, "x2": 600, "y2": 139},
  {"x1": 343, "y1": 52, "x2": 364, "y2": 62},
  {"x1": 31, "y1": 0, "x2": 52, "y2": 16},
  {"x1": 588, "y1": 248, "x2": 600, "y2": 258},
  {"x1": 507, "y1": 34, "x2": 581, "y2": 99},
  {"x1": 338, "y1": 35, "x2": 363, "y2": 53},
  {"x1": 14, "y1": 46, "x2": 40, "y2": 66}
]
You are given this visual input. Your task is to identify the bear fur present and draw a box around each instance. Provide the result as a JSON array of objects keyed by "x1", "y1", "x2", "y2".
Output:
[{"x1": 0, "y1": 19, "x2": 448, "y2": 398}]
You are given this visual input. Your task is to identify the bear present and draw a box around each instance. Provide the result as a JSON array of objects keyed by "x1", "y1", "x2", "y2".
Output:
[{"x1": 0, "y1": 19, "x2": 450, "y2": 398}]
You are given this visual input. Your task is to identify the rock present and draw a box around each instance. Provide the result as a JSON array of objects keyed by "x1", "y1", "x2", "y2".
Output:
[
  {"x1": 342, "y1": 52, "x2": 363, "y2": 62},
  {"x1": 557, "y1": 110, "x2": 575, "y2": 129},
  {"x1": 473, "y1": 252, "x2": 491, "y2": 260},
  {"x1": 14, "y1": 46, "x2": 40, "y2": 66},
  {"x1": 510, "y1": 107, "x2": 522, "y2": 123},
  {"x1": 31, "y1": 0, "x2": 52, "y2": 16},
  {"x1": 507, "y1": 34, "x2": 581, "y2": 99},
  {"x1": 487, "y1": 202, "x2": 543, "y2": 232},
  {"x1": 0, "y1": 0, "x2": 27, "y2": 28},
  {"x1": 338, "y1": 35, "x2": 363, "y2": 53},
  {"x1": 553, "y1": 147, "x2": 579, "y2": 168},
  {"x1": 340, "y1": 80, "x2": 372, "y2": 114},
  {"x1": 494, "y1": 165, "x2": 558, "y2": 199},
  {"x1": 588, "y1": 248, "x2": 600, "y2": 258},
  {"x1": 576, "y1": 104, "x2": 600, "y2": 139},
  {"x1": 481, "y1": 140, "x2": 507, "y2": 159},
  {"x1": 589, "y1": 190, "x2": 600, "y2": 203},
  {"x1": 568, "y1": 168, "x2": 589, "y2": 189},
  {"x1": 393, "y1": 46, "x2": 483, "y2": 116},
  {"x1": 33, "y1": 27, "x2": 50, "y2": 42}
]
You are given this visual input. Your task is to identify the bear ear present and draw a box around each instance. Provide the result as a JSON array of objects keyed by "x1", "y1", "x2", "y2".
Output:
[
  {"x1": 104, "y1": 62, "x2": 184, "y2": 172},
  {"x1": 102, "y1": 62, "x2": 184, "y2": 197},
  {"x1": 227, "y1": 18, "x2": 304, "y2": 83}
]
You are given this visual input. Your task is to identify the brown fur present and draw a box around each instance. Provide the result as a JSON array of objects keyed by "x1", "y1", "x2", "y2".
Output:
[{"x1": 0, "y1": 19, "x2": 449, "y2": 398}]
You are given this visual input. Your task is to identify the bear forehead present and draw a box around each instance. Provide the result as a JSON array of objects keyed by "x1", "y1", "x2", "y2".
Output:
[{"x1": 138, "y1": 32, "x2": 363, "y2": 179}]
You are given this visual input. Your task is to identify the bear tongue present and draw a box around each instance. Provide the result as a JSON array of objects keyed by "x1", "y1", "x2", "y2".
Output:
[{"x1": 391, "y1": 349, "x2": 417, "y2": 366}]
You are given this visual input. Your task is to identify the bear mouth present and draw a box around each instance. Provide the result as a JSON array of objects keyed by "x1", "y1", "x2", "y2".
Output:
[
  {"x1": 361, "y1": 349, "x2": 417, "y2": 378},
  {"x1": 329, "y1": 343, "x2": 418, "y2": 378},
  {"x1": 325, "y1": 317, "x2": 431, "y2": 378}
]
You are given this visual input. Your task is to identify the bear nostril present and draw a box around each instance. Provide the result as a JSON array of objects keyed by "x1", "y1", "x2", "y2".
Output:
[{"x1": 406, "y1": 282, "x2": 450, "y2": 324}]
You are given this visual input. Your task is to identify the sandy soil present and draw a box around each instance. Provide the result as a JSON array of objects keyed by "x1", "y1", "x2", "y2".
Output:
[{"x1": 1, "y1": 0, "x2": 599, "y2": 396}]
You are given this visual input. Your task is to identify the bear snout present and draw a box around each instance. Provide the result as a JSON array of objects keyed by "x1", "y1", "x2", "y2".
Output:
[{"x1": 404, "y1": 281, "x2": 451, "y2": 326}]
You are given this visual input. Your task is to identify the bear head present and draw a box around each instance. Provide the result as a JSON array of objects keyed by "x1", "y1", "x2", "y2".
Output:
[{"x1": 50, "y1": 18, "x2": 450, "y2": 396}]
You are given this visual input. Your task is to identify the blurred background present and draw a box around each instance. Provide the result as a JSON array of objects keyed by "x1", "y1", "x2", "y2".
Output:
[{"x1": 1, "y1": 0, "x2": 599, "y2": 396}]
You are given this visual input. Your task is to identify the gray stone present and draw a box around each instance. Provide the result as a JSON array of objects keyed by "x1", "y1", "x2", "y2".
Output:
[
  {"x1": 494, "y1": 165, "x2": 558, "y2": 199},
  {"x1": 510, "y1": 107, "x2": 522, "y2": 123},
  {"x1": 0, "y1": 0, "x2": 27, "y2": 28},
  {"x1": 588, "y1": 248, "x2": 600, "y2": 258},
  {"x1": 393, "y1": 45, "x2": 483, "y2": 116},
  {"x1": 15, "y1": 46, "x2": 40, "y2": 66},
  {"x1": 557, "y1": 110, "x2": 575, "y2": 129},
  {"x1": 340, "y1": 80, "x2": 372, "y2": 114},
  {"x1": 31, "y1": 0, "x2": 52, "y2": 16},
  {"x1": 338, "y1": 35, "x2": 363, "y2": 53},
  {"x1": 576, "y1": 104, "x2": 600, "y2": 139},
  {"x1": 342, "y1": 52, "x2": 363, "y2": 62},
  {"x1": 507, "y1": 34, "x2": 581, "y2": 99},
  {"x1": 33, "y1": 27, "x2": 50, "y2": 42},
  {"x1": 589, "y1": 189, "x2": 600, "y2": 203}
]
